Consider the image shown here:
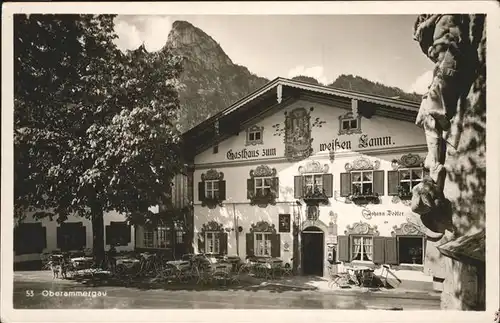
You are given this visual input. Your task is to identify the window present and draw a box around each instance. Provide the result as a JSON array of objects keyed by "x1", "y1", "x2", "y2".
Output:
[
  {"x1": 304, "y1": 174, "x2": 323, "y2": 194},
  {"x1": 143, "y1": 226, "x2": 172, "y2": 249},
  {"x1": 205, "y1": 232, "x2": 220, "y2": 254},
  {"x1": 144, "y1": 230, "x2": 154, "y2": 248},
  {"x1": 254, "y1": 232, "x2": 272, "y2": 256},
  {"x1": 248, "y1": 130, "x2": 261, "y2": 142},
  {"x1": 246, "y1": 125, "x2": 264, "y2": 146},
  {"x1": 399, "y1": 168, "x2": 423, "y2": 193},
  {"x1": 351, "y1": 171, "x2": 373, "y2": 195},
  {"x1": 106, "y1": 221, "x2": 131, "y2": 246},
  {"x1": 255, "y1": 177, "x2": 272, "y2": 196},
  {"x1": 14, "y1": 223, "x2": 46, "y2": 255},
  {"x1": 351, "y1": 236, "x2": 373, "y2": 261},
  {"x1": 213, "y1": 145, "x2": 218, "y2": 154},
  {"x1": 342, "y1": 118, "x2": 358, "y2": 131},
  {"x1": 398, "y1": 236, "x2": 424, "y2": 265},
  {"x1": 205, "y1": 180, "x2": 220, "y2": 199},
  {"x1": 57, "y1": 222, "x2": 86, "y2": 251}
]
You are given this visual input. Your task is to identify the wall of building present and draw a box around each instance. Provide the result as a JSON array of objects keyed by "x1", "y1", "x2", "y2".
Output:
[
  {"x1": 14, "y1": 211, "x2": 133, "y2": 265},
  {"x1": 192, "y1": 99, "x2": 435, "y2": 277}
]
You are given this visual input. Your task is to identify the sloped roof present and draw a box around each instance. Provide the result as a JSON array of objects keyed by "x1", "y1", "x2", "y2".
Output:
[{"x1": 182, "y1": 77, "x2": 421, "y2": 158}]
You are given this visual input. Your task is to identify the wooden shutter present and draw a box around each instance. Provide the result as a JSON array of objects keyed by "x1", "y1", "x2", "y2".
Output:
[
  {"x1": 220, "y1": 232, "x2": 228, "y2": 255},
  {"x1": 271, "y1": 233, "x2": 281, "y2": 257},
  {"x1": 373, "y1": 170, "x2": 385, "y2": 195},
  {"x1": 124, "y1": 223, "x2": 131, "y2": 244},
  {"x1": 105, "y1": 225, "x2": 112, "y2": 245},
  {"x1": 198, "y1": 234, "x2": 205, "y2": 253},
  {"x1": 198, "y1": 182, "x2": 205, "y2": 202},
  {"x1": 56, "y1": 226, "x2": 63, "y2": 249},
  {"x1": 79, "y1": 225, "x2": 87, "y2": 249},
  {"x1": 323, "y1": 173, "x2": 333, "y2": 197},
  {"x1": 372, "y1": 237, "x2": 386, "y2": 264},
  {"x1": 387, "y1": 170, "x2": 400, "y2": 196},
  {"x1": 294, "y1": 175, "x2": 304, "y2": 199},
  {"x1": 385, "y1": 237, "x2": 398, "y2": 265},
  {"x1": 340, "y1": 173, "x2": 352, "y2": 197},
  {"x1": 337, "y1": 235, "x2": 350, "y2": 262},
  {"x1": 41, "y1": 226, "x2": 47, "y2": 249},
  {"x1": 246, "y1": 233, "x2": 254, "y2": 257},
  {"x1": 247, "y1": 179, "x2": 255, "y2": 199},
  {"x1": 271, "y1": 177, "x2": 280, "y2": 198},
  {"x1": 219, "y1": 180, "x2": 226, "y2": 200}
]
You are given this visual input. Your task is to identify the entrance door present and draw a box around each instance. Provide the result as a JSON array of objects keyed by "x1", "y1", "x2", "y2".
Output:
[{"x1": 301, "y1": 226, "x2": 324, "y2": 276}]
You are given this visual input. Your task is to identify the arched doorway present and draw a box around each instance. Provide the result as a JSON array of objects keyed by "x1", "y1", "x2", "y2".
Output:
[{"x1": 301, "y1": 226, "x2": 324, "y2": 276}]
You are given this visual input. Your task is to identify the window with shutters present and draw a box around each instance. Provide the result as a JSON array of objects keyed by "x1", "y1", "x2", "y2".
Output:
[
  {"x1": 351, "y1": 171, "x2": 373, "y2": 195},
  {"x1": 106, "y1": 221, "x2": 131, "y2": 246},
  {"x1": 351, "y1": 236, "x2": 373, "y2": 261},
  {"x1": 388, "y1": 154, "x2": 427, "y2": 203},
  {"x1": 255, "y1": 177, "x2": 272, "y2": 197},
  {"x1": 295, "y1": 161, "x2": 333, "y2": 205},
  {"x1": 205, "y1": 232, "x2": 220, "y2": 254},
  {"x1": 205, "y1": 180, "x2": 220, "y2": 199},
  {"x1": 341, "y1": 157, "x2": 383, "y2": 205},
  {"x1": 398, "y1": 168, "x2": 424, "y2": 198},
  {"x1": 248, "y1": 165, "x2": 279, "y2": 206},
  {"x1": 199, "y1": 169, "x2": 226, "y2": 208},
  {"x1": 57, "y1": 222, "x2": 86, "y2": 251},
  {"x1": 254, "y1": 232, "x2": 272, "y2": 256}
]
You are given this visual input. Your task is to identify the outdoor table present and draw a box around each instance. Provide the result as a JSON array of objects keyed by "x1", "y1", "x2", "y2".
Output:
[
  {"x1": 166, "y1": 260, "x2": 190, "y2": 270},
  {"x1": 116, "y1": 257, "x2": 140, "y2": 269},
  {"x1": 347, "y1": 265, "x2": 374, "y2": 286}
]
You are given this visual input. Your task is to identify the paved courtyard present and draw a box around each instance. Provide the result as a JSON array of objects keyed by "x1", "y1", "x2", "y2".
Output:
[{"x1": 13, "y1": 271, "x2": 441, "y2": 310}]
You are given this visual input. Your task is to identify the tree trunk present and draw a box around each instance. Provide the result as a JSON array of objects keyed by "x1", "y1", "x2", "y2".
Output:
[{"x1": 91, "y1": 203, "x2": 105, "y2": 268}]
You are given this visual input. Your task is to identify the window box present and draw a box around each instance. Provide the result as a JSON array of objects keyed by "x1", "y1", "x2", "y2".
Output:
[
  {"x1": 397, "y1": 185, "x2": 413, "y2": 200},
  {"x1": 303, "y1": 187, "x2": 329, "y2": 205},
  {"x1": 348, "y1": 192, "x2": 381, "y2": 205},
  {"x1": 294, "y1": 172, "x2": 333, "y2": 205},
  {"x1": 340, "y1": 163, "x2": 384, "y2": 205},
  {"x1": 249, "y1": 190, "x2": 277, "y2": 206}
]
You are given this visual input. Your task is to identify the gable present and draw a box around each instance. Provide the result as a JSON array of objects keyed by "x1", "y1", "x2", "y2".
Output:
[
  {"x1": 194, "y1": 98, "x2": 426, "y2": 165},
  {"x1": 183, "y1": 78, "x2": 420, "y2": 159}
]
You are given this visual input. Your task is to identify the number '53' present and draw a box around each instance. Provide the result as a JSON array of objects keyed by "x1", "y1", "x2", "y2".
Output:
[{"x1": 25, "y1": 290, "x2": 35, "y2": 297}]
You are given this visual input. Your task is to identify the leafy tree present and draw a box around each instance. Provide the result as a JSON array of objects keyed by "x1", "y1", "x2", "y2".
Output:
[{"x1": 14, "y1": 14, "x2": 184, "y2": 264}]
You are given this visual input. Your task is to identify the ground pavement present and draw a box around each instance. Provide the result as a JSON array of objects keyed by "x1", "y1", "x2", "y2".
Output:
[{"x1": 12, "y1": 271, "x2": 441, "y2": 310}]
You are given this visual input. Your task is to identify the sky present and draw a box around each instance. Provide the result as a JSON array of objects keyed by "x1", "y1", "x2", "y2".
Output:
[{"x1": 113, "y1": 15, "x2": 435, "y2": 94}]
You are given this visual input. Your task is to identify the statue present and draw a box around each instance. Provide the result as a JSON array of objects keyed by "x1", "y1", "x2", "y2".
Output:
[{"x1": 411, "y1": 14, "x2": 471, "y2": 217}]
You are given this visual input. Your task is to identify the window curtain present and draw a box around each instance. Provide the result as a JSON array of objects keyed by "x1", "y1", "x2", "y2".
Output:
[
  {"x1": 352, "y1": 236, "x2": 362, "y2": 259},
  {"x1": 364, "y1": 239, "x2": 373, "y2": 261}
]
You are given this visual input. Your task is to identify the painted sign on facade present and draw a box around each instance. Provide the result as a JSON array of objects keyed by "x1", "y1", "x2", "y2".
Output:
[
  {"x1": 226, "y1": 148, "x2": 277, "y2": 160},
  {"x1": 361, "y1": 208, "x2": 405, "y2": 220},
  {"x1": 319, "y1": 134, "x2": 395, "y2": 152}
]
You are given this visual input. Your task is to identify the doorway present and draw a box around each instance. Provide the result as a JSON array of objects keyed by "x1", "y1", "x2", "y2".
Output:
[{"x1": 301, "y1": 226, "x2": 324, "y2": 276}]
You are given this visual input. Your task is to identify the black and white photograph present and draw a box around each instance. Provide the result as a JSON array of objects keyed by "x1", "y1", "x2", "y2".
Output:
[{"x1": 1, "y1": 2, "x2": 499, "y2": 323}]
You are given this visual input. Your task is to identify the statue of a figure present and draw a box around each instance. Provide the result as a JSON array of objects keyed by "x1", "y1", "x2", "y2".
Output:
[{"x1": 411, "y1": 14, "x2": 468, "y2": 216}]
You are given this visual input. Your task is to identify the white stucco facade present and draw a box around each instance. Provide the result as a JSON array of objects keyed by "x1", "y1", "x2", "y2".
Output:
[{"x1": 192, "y1": 98, "x2": 433, "y2": 277}]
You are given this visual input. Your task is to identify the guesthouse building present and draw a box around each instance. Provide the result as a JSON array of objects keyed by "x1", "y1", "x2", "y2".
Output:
[{"x1": 181, "y1": 77, "x2": 438, "y2": 279}]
